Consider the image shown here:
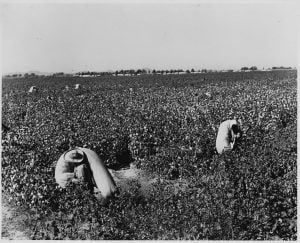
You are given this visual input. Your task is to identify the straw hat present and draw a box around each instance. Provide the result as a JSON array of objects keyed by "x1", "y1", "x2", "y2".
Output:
[{"x1": 64, "y1": 149, "x2": 85, "y2": 163}]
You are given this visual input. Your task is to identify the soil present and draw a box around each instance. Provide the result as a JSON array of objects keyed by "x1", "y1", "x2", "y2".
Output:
[
  {"x1": 1, "y1": 199, "x2": 31, "y2": 240},
  {"x1": 110, "y1": 165, "x2": 188, "y2": 197},
  {"x1": 109, "y1": 166, "x2": 159, "y2": 196}
]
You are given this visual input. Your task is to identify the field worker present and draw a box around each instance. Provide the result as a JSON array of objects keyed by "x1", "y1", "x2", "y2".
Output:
[
  {"x1": 28, "y1": 86, "x2": 37, "y2": 93},
  {"x1": 55, "y1": 147, "x2": 117, "y2": 203},
  {"x1": 216, "y1": 119, "x2": 242, "y2": 154},
  {"x1": 64, "y1": 85, "x2": 70, "y2": 91}
]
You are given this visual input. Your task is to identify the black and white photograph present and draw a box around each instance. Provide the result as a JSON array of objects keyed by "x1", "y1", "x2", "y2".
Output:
[{"x1": 1, "y1": 0, "x2": 298, "y2": 240}]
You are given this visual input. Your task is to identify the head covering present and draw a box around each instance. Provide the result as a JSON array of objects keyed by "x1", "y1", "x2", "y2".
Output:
[
  {"x1": 64, "y1": 149, "x2": 85, "y2": 163},
  {"x1": 230, "y1": 119, "x2": 238, "y2": 128}
]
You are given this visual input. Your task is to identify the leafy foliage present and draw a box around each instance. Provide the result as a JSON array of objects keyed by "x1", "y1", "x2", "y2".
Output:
[{"x1": 1, "y1": 70, "x2": 297, "y2": 240}]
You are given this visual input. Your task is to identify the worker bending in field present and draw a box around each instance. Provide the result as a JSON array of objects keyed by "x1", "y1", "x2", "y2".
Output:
[
  {"x1": 216, "y1": 119, "x2": 242, "y2": 154},
  {"x1": 55, "y1": 147, "x2": 117, "y2": 204}
]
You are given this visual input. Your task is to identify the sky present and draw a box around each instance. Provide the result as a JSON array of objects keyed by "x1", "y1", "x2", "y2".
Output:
[{"x1": 1, "y1": 1, "x2": 298, "y2": 73}]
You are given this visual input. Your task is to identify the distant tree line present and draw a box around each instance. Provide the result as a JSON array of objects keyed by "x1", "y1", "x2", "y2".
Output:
[
  {"x1": 115, "y1": 69, "x2": 150, "y2": 76},
  {"x1": 76, "y1": 71, "x2": 113, "y2": 76},
  {"x1": 4, "y1": 72, "x2": 69, "y2": 78},
  {"x1": 4, "y1": 66, "x2": 295, "y2": 78},
  {"x1": 272, "y1": 66, "x2": 292, "y2": 70},
  {"x1": 152, "y1": 69, "x2": 185, "y2": 75},
  {"x1": 241, "y1": 66, "x2": 293, "y2": 71},
  {"x1": 76, "y1": 69, "x2": 196, "y2": 77},
  {"x1": 5, "y1": 74, "x2": 23, "y2": 78},
  {"x1": 241, "y1": 66, "x2": 258, "y2": 71}
]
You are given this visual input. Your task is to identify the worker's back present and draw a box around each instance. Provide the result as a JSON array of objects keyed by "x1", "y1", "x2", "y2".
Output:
[{"x1": 216, "y1": 120, "x2": 237, "y2": 154}]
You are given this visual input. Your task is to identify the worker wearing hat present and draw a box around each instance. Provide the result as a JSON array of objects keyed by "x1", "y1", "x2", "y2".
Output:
[
  {"x1": 55, "y1": 147, "x2": 117, "y2": 203},
  {"x1": 55, "y1": 149, "x2": 93, "y2": 187}
]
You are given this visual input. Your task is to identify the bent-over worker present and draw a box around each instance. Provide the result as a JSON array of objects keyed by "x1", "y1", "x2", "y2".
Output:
[
  {"x1": 216, "y1": 119, "x2": 241, "y2": 154},
  {"x1": 55, "y1": 147, "x2": 117, "y2": 203}
]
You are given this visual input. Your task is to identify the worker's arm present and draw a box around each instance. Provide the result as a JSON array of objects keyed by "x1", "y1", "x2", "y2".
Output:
[
  {"x1": 71, "y1": 178, "x2": 81, "y2": 184},
  {"x1": 55, "y1": 172, "x2": 76, "y2": 188},
  {"x1": 230, "y1": 137, "x2": 236, "y2": 149},
  {"x1": 231, "y1": 137, "x2": 236, "y2": 149}
]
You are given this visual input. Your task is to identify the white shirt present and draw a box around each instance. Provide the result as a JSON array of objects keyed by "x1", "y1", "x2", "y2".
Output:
[
  {"x1": 216, "y1": 120, "x2": 238, "y2": 154},
  {"x1": 54, "y1": 153, "x2": 77, "y2": 188}
]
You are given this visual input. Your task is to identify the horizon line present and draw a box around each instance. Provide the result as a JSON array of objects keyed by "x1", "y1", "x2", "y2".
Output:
[{"x1": 3, "y1": 65, "x2": 297, "y2": 75}]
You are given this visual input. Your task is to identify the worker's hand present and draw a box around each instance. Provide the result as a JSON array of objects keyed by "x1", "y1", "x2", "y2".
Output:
[
  {"x1": 73, "y1": 169, "x2": 81, "y2": 183},
  {"x1": 223, "y1": 145, "x2": 232, "y2": 152},
  {"x1": 230, "y1": 141, "x2": 235, "y2": 149},
  {"x1": 71, "y1": 178, "x2": 81, "y2": 184},
  {"x1": 64, "y1": 172, "x2": 75, "y2": 180},
  {"x1": 74, "y1": 167, "x2": 80, "y2": 178}
]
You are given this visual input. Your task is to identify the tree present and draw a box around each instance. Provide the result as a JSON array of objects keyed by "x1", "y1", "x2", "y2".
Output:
[
  {"x1": 241, "y1": 67, "x2": 249, "y2": 71},
  {"x1": 129, "y1": 69, "x2": 135, "y2": 76},
  {"x1": 135, "y1": 69, "x2": 140, "y2": 75},
  {"x1": 191, "y1": 68, "x2": 195, "y2": 73},
  {"x1": 250, "y1": 66, "x2": 258, "y2": 71}
]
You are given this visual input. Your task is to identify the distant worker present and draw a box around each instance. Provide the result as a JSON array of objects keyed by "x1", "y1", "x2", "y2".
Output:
[
  {"x1": 55, "y1": 147, "x2": 117, "y2": 203},
  {"x1": 216, "y1": 119, "x2": 242, "y2": 154},
  {"x1": 75, "y1": 84, "x2": 80, "y2": 90},
  {"x1": 28, "y1": 86, "x2": 37, "y2": 93},
  {"x1": 205, "y1": 92, "x2": 212, "y2": 98}
]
